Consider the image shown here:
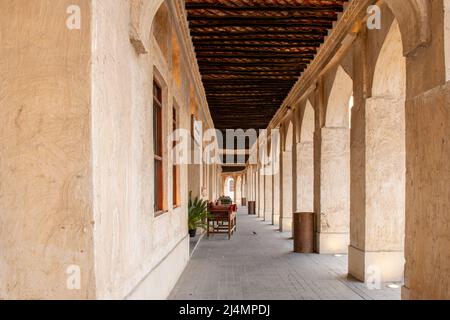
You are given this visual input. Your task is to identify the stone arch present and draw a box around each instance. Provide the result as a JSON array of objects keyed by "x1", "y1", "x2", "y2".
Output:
[
  {"x1": 300, "y1": 101, "x2": 315, "y2": 143},
  {"x1": 372, "y1": 21, "x2": 406, "y2": 99},
  {"x1": 349, "y1": 19, "x2": 406, "y2": 283},
  {"x1": 129, "y1": 0, "x2": 166, "y2": 54},
  {"x1": 383, "y1": 0, "x2": 430, "y2": 56},
  {"x1": 284, "y1": 121, "x2": 294, "y2": 152},
  {"x1": 325, "y1": 66, "x2": 353, "y2": 128},
  {"x1": 224, "y1": 176, "x2": 235, "y2": 202}
]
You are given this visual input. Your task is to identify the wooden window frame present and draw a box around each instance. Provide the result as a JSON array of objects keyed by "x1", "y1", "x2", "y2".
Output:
[
  {"x1": 172, "y1": 105, "x2": 180, "y2": 208},
  {"x1": 153, "y1": 79, "x2": 165, "y2": 216}
]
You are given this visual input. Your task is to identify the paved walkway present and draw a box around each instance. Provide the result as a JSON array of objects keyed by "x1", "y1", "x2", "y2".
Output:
[{"x1": 170, "y1": 207, "x2": 401, "y2": 300}]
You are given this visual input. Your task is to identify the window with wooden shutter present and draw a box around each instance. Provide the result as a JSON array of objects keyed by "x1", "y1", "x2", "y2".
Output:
[
  {"x1": 153, "y1": 80, "x2": 164, "y2": 214},
  {"x1": 173, "y1": 106, "x2": 180, "y2": 207}
]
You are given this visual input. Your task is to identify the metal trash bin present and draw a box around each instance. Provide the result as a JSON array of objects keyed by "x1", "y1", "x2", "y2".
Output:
[
  {"x1": 293, "y1": 212, "x2": 315, "y2": 253},
  {"x1": 247, "y1": 201, "x2": 256, "y2": 215}
]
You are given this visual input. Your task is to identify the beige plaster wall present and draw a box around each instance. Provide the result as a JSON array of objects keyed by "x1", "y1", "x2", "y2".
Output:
[
  {"x1": 90, "y1": 0, "x2": 195, "y2": 299},
  {"x1": 0, "y1": 0, "x2": 95, "y2": 299},
  {"x1": 404, "y1": 82, "x2": 450, "y2": 299}
]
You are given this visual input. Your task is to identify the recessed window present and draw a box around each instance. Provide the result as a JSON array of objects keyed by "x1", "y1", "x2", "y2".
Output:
[
  {"x1": 173, "y1": 106, "x2": 180, "y2": 207},
  {"x1": 153, "y1": 80, "x2": 164, "y2": 214}
]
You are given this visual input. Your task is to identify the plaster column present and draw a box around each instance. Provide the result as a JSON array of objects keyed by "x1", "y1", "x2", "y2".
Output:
[
  {"x1": 258, "y1": 166, "x2": 265, "y2": 218},
  {"x1": 248, "y1": 168, "x2": 251, "y2": 200},
  {"x1": 403, "y1": 81, "x2": 450, "y2": 299},
  {"x1": 280, "y1": 151, "x2": 293, "y2": 232},
  {"x1": 255, "y1": 166, "x2": 259, "y2": 215},
  {"x1": 235, "y1": 176, "x2": 241, "y2": 205},
  {"x1": 251, "y1": 168, "x2": 255, "y2": 202},
  {"x1": 264, "y1": 170, "x2": 273, "y2": 223},
  {"x1": 349, "y1": 97, "x2": 405, "y2": 283},
  {"x1": 314, "y1": 127, "x2": 350, "y2": 254},
  {"x1": 297, "y1": 141, "x2": 314, "y2": 213},
  {"x1": 273, "y1": 163, "x2": 281, "y2": 226}
]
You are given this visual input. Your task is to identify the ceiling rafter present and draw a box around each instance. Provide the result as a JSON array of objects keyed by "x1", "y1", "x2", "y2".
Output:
[{"x1": 185, "y1": 0, "x2": 345, "y2": 141}]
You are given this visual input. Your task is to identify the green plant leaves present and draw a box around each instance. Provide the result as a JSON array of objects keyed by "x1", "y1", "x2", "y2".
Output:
[{"x1": 188, "y1": 191, "x2": 210, "y2": 231}]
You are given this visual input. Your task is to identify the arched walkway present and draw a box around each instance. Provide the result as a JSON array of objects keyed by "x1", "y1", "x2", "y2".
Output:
[
  {"x1": 4, "y1": 0, "x2": 450, "y2": 301},
  {"x1": 170, "y1": 208, "x2": 400, "y2": 300}
]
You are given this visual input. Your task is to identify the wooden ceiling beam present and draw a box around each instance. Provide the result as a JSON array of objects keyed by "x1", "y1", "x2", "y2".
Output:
[
  {"x1": 205, "y1": 80, "x2": 298, "y2": 83},
  {"x1": 193, "y1": 43, "x2": 320, "y2": 49},
  {"x1": 188, "y1": 22, "x2": 333, "y2": 28},
  {"x1": 197, "y1": 58, "x2": 309, "y2": 63},
  {"x1": 208, "y1": 101, "x2": 284, "y2": 105},
  {"x1": 204, "y1": 87, "x2": 294, "y2": 91},
  {"x1": 200, "y1": 69, "x2": 301, "y2": 74},
  {"x1": 185, "y1": 3, "x2": 344, "y2": 12},
  {"x1": 192, "y1": 38, "x2": 322, "y2": 44},
  {"x1": 187, "y1": 16, "x2": 337, "y2": 22},
  {"x1": 211, "y1": 107, "x2": 278, "y2": 110},
  {"x1": 185, "y1": 1, "x2": 344, "y2": 135},
  {"x1": 199, "y1": 63, "x2": 307, "y2": 69},
  {"x1": 207, "y1": 92, "x2": 285, "y2": 95},
  {"x1": 205, "y1": 83, "x2": 290, "y2": 89},
  {"x1": 196, "y1": 53, "x2": 315, "y2": 59},
  {"x1": 190, "y1": 29, "x2": 328, "y2": 36},
  {"x1": 194, "y1": 46, "x2": 316, "y2": 52},
  {"x1": 199, "y1": 66, "x2": 304, "y2": 71}
]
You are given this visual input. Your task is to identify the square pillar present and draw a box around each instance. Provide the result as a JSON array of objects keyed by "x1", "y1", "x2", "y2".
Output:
[
  {"x1": 272, "y1": 166, "x2": 281, "y2": 226},
  {"x1": 297, "y1": 142, "x2": 314, "y2": 213},
  {"x1": 258, "y1": 167, "x2": 265, "y2": 218},
  {"x1": 349, "y1": 97, "x2": 405, "y2": 283},
  {"x1": 314, "y1": 128, "x2": 350, "y2": 254},
  {"x1": 403, "y1": 82, "x2": 450, "y2": 299},
  {"x1": 280, "y1": 151, "x2": 293, "y2": 232},
  {"x1": 264, "y1": 172, "x2": 273, "y2": 222}
]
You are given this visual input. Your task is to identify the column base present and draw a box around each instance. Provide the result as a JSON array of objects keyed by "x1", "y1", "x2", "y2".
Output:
[
  {"x1": 280, "y1": 217, "x2": 292, "y2": 233},
  {"x1": 258, "y1": 209, "x2": 264, "y2": 218},
  {"x1": 401, "y1": 286, "x2": 410, "y2": 300},
  {"x1": 264, "y1": 210, "x2": 272, "y2": 223},
  {"x1": 315, "y1": 232, "x2": 349, "y2": 254},
  {"x1": 348, "y1": 245, "x2": 405, "y2": 283},
  {"x1": 273, "y1": 214, "x2": 280, "y2": 226}
]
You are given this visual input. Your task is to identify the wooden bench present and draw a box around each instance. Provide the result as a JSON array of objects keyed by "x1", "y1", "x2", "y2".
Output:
[{"x1": 207, "y1": 205, "x2": 237, "y2": 240}]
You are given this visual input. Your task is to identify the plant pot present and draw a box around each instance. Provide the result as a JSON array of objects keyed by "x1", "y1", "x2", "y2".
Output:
[{"x1": 189, "y1": 229, "x2": 197, "y2": 238}]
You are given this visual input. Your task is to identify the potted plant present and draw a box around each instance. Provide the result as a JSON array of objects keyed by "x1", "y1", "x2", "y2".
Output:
[
  {"x1": 219, "y1": 195, "x2": 233, "y2": 206},
  {"x1": 188, "y1": 192, "x2": 209, "y2": 238}
]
